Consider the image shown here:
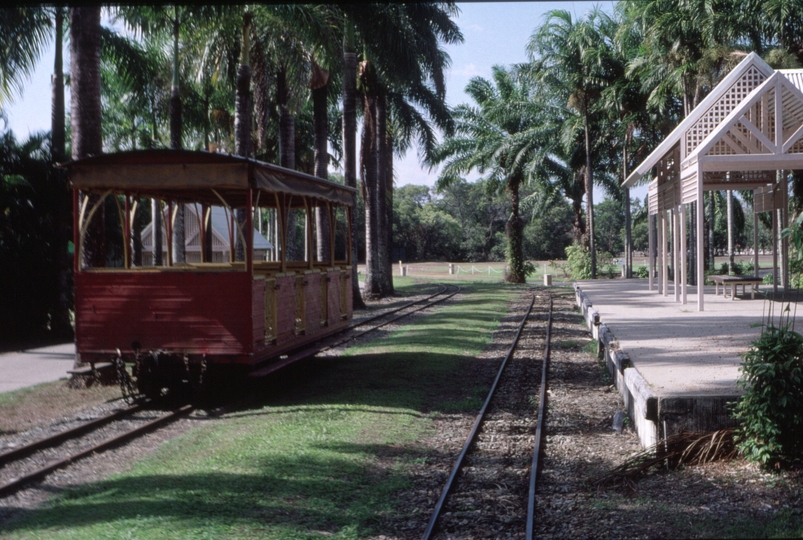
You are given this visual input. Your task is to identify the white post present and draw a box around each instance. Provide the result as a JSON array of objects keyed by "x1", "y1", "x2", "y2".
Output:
[
  {"x1": 772, "y1": 198, "x2": 778, "y2": 294},
  {"x1": 648, "y1": 213, "x2": 655, "y2": 291},
  {"x1": 681, "y1": 203, "x2": 687, "y2": 304},
  {"x1": 697, "y1": 165, "x2": 705, "y2": 311},
  {"x1": 754, "y1": 204, "x2": 759, "y2": 278},
  {"x1": 662, "y1": 210, "x2": 669, "y2": 297},
  {"x1": 782, "y1": 174, "x2": 789, "y2": 290},
  {"x1": 673, "y1": 208, "x2": 680, "y2": 302}
]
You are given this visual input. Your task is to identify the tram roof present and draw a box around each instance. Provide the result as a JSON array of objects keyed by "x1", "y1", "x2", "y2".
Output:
[{"x1": 61, "y1": 149, "x2": 356, "y2": 207}]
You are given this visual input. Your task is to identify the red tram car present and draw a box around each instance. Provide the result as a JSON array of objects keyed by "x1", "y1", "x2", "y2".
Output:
[{"x1": 64, "y1": 149, "x2": 355, "y2": 395}]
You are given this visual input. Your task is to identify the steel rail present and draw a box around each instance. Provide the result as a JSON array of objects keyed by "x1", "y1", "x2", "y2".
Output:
[
  {"x1": 347, "y1": 284, "x2": 449, "y2": 330},
  {"x1": 526, "y1": 293, "x2": 553, "y2": 540},
  {"x1": 422, "y1": 292, "x2": 535, "y2": 540},
  {"x1": 0, "y1": 402, "x2": 143, "y2": 468},
  {"x1": 0, "y1": 404, "x2": 193, "y2": 498},
  {"x1": 250, "y1": 285, "x2": 461, "y2": 378}
]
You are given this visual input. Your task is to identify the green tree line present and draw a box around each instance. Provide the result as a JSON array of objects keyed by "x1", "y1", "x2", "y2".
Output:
[{"x1": 3, "y1": 1, "x2": 803, "y2": 340}]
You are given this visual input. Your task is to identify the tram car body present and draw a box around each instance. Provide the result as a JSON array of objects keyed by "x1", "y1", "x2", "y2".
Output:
[{"x1": 64, "y1": 150, "x2": 355, "y2": 393}]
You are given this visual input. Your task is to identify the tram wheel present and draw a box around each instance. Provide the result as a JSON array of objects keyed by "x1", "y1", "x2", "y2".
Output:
[{"x1": 136, "y1": 353, "x2": 162, "y2": 400}]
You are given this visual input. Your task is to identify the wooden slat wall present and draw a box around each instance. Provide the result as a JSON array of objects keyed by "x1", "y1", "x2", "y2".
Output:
[{"x1": 75, "y1": 271, "x2": 253, "y2": 358}]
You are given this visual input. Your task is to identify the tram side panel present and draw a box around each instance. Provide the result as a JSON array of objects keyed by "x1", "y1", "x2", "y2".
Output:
[
  {"x1": 304, "y1": 271, "x2": 321, "y2": 334},
  {"x1": 275, "y1": 274, "x2": 297, "y2": 344},
  {"x1": 251, "y1": 278, "x2": 266, "y2": 350},
  {"x1": 75, "y1": 271, "x2": 254, "y2": 363},
  {"x1": 327, "y1": 268, "x2": 341, "y2": 326}
]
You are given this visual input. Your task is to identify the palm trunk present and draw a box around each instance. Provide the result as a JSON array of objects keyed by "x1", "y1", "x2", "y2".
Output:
[
  {"x1": 583, "y1": 109, "x2": 596, "y2": 279},
  {"x1": 52, "y1": 7, "x2": 65, "y2": 164},
  {"x1": 70, "y1": 6, "x2": 102, "y2": 367},
  {"x1": 506, "y1": 176, "x2": 525, "y2": 283},
  {"x1": 312, "y1": 67, "x2": 330, "y2": 262},
  {"x1": 622, "y1": 139, "x2": 632, "y2": 279},
  {"x1": 343, "y1": 47, "x2": 365, "y2": 308},
  {"x1": 384, "y1": 129, "x2": 395, "y2": 295},
  {"x1": 152, "y1": 199, "x2": 162, "y2": 265},
  {"x1": 50, "y1": 6, "x2": 72, "y2": 338},
  {"x1": 170, "y1": 14, "x2": 185, "y2": 264},
  {"x1": 571, "y1": 191, "x2": 584, "y2": 243},
  {"x1": 71, "y1": 6, "x2": 104, "y2": 269},
  {"x1": 234, "y1": 13, "x2": 252, "y2": 262},
  {"x1": 251, "y1": 38, "x2": 270, "y2": 156},
  {"x1": 373, "y1": 89, "x2": 391, "y2": 297},
  {"x1": 132, "y1": 200, "x2": 143, "y2": 266},
  {"x1": 361, "y1": 86, "x2": 380, "y2": 298},
  {"x1": 708, "y1": 192, "x2": 716, "y2": 270},
  {"x1": 278, "y1": 65, "x2": 300, "y2": 261}
]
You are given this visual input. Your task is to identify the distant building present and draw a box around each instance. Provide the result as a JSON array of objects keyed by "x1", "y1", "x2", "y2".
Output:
[{"x1": 141, "y1": 205, "x2": 273, "y2": 265}]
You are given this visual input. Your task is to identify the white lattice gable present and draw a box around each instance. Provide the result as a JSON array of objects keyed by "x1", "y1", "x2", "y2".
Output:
[
  {"x1": 685, "y1": 72, "x2": 803, "y2": 171},
  {"x1": 624, "y1": 52, "x2": 773, "y2": 188},
  {"x1": 683, "y1": 64, "x2": 769, "y2": 157}
]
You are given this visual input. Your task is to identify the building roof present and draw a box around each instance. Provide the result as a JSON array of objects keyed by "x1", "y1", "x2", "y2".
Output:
[{"x1": 623, "y1": 52, "x2": 774, "y2": 188}]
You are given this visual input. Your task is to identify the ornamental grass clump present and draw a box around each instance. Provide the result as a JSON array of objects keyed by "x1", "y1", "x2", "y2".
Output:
[{"x1": 732, "y1": 307, "x2": 803, "y2": 468}]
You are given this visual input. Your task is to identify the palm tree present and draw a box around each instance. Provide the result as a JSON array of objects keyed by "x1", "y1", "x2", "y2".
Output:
[
  {"x1": 345, "y1": 2, "x2": 461, "y2": 297},
  {"x1": 0, "y1": 7, "x2": 52, "y2": 107},
  {"x1": 432, "y1": 66, "x2": 545, "y2": 283},
  {"x1": 341, "y1": 25, "x2": 365, "y2": 308},
  {"x1": 530, "y1": 8, "x2": 611, "y2": 279},
  {"x1": 71, "y1": 6, "x2": 103, "y2": 269}
]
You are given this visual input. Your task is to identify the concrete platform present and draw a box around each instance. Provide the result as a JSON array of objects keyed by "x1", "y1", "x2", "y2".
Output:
[
  {"x1": 573, "y1": 279, "x2": 795, "y2": 447},
  {"x1": 0, "y1": 343, "x2": 75, "y2": 394}
]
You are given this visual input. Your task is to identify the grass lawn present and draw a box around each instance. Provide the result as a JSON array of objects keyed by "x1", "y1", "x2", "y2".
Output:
[{"x1": 0, "y1": 281, "x2": 517, "y2": 539}]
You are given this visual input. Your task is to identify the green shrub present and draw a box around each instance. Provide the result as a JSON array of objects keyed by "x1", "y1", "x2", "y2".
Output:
[
  {"x1": 565, "y1": 242, "x2": 591, "y2": 280},
  {"x1": 719, "y1": 262, "x2": 729, "y2": 274},
  {"x1": 635, "y1": 265, "x2": 649, "y2": 278},
  {"x1": 763, "y1": 273, "x2": 774, "y2": 284},
  {"x1": 732, "y1": 316, "x2": 803, "y2": 467}
]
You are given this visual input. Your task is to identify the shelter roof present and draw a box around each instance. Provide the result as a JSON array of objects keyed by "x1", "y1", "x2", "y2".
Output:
[
  {"x1": 623, "y1": 52, "x2": 774, "y2": 188},
  {"x1": 61, "y1": 149, "x2": 355, "y2": 207},
  {"x1": 681, "y1": 69, "x2": 803, "y2": 174}
]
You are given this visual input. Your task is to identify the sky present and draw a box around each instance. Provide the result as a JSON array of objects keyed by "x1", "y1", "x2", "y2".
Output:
[{"x1": 2, "y1": 2, "x2": 637, "y2": 201}]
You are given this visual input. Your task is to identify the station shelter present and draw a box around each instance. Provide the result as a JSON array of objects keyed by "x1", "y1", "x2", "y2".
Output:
[{"x1": 624, "y1": 52, "x2": 803, "y2": 310}]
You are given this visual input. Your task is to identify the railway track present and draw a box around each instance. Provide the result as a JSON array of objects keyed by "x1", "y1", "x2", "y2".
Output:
[
  {"x1": 423, "y1": 289, "x2": 553, "y2": 539},
  {"x1": 0, "y1": 400, "x2": 193, "y2": 498},
  {"x1": 250, "y1": 284, "x2": 461, "y2": 378}
]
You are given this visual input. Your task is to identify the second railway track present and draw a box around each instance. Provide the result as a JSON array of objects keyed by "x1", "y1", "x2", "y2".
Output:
[{"x1": 250, "y1": 283, "x2": 461, "y2": 377}]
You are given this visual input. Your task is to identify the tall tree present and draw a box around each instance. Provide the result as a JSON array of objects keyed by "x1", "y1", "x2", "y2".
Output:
[
  {"x1": 342, "y1": 29, "x2": 365, "y2": 308},
  {"x1": 530, "y1": 8, "x2": 611, "y2": 279},
  {"x1": 71, "y1": 6, "x2": 103, "y2": 268},
  {"x1": 346, "y1": 3, "x2": 461, "y2": 297},
  {"x1": 0, "y1": 7, "x2": 51, "y2": 106},
  {"x1": 234, "y1": 12, "x2": 252, "y2": 261},
  {"x1": 51, "y1": 6, "x2": 72, "y2": 337},
  {"x1": 432, "y1": 67, "x2": 546, "y2": 283}
]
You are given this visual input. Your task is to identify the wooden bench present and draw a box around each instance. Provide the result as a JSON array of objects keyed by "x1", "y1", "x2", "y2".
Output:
[{"x1": 708, "y1": 275, "x2": 763, "y2": 299}]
